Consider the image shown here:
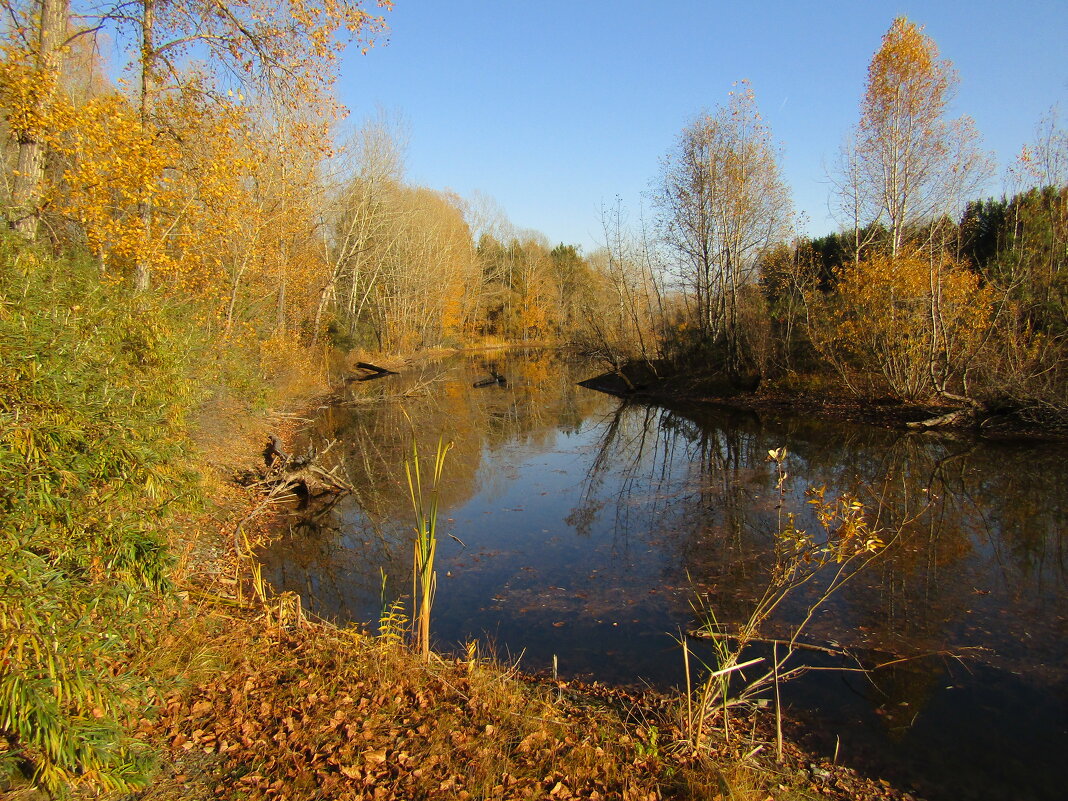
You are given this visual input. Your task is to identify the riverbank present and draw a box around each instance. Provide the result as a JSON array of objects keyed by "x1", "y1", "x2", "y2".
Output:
[
  {"x1": 0, "y1": 290, "x2": 924, "y2": 801},
  {"x1": 136, "y1": 422, "x2": 926, "y2": 801},
  {"x1": 578, "y1": 360, "x2": 1067, "y2": 440},
  {"x1": 128, "y1": 352, "x2": 925, "y2": 801}
]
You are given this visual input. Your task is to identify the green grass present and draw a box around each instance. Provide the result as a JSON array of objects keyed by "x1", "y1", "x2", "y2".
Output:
[{"x1": 0, "y1": 237, "x2": 214, "y2": 795}]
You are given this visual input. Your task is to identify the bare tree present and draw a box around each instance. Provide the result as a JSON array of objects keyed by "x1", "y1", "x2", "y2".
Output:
[
  {"x1": 655, "y1": 82, "x2": 792, "y2": 374},
  {"x1": 314, "y1": 109, "x2": 410, "y2": 342}
]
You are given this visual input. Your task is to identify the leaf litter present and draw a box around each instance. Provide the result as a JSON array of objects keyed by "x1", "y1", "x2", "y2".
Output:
[{"x1": 137, "y1": 612, "x2": 926, "y2": 801}]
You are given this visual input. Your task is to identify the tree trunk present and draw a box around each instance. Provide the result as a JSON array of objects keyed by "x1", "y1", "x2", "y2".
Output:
[
  {"x1": 10, "y1": 0, "x2": 69, "y2": 238},
  {"x1": 134, "y1": 0, "x2": 157, "y2": 292}
]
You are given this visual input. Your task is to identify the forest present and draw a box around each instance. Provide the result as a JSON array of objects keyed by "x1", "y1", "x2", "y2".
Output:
[
  {"x1": 1, "y1": 5, "x2": 1065, "y2": 417},
  {"x1": 1, "y1": 1, "x2": 1065, "y2": 797}
]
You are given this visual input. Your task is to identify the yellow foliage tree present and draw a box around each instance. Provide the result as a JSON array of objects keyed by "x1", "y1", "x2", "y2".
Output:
[
  {"x1": 1, "y1": 0, "x2": 391, "y2": 289},
  {"x1": 53, "y1": 80, "x2": 255, "y2": 291},
  {"x1": 835, "y1": 16, "x2": 992, "y2": 259},
  {"x1": 814, "y1": 253, "x2": 993, "y2": 400},
  {"x1": 124, "y1": 0, "x2": 391, "y2": 290},
  {"x1": 0, "y1": 0, "x2": 69, "y2": 235},
  {"x1": 656, "y1": 82, "x2": 792, "y2": 373}
]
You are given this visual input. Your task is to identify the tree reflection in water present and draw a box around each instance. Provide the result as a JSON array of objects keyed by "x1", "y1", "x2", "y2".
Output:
[{"x1": 260, "y1": 350, "x2": 1067, "y2": 801}]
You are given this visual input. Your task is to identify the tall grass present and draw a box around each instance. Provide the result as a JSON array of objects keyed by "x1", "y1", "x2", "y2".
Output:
[
  {"x1": 404, "y1": 435, "x2": 452, "y2": 661},
  {"x1": 0, "y1": 238, "x2": 217, "y2": 794}
]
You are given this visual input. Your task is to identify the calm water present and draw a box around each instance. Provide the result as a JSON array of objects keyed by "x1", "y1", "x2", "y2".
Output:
[{"x1": 261, "y1": 350, "x2": 1068, "y2": 801}]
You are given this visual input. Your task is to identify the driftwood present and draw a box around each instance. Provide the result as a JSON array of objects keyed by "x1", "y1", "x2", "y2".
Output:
[
  {"x1": 259, "y1": 436, "x2": 354, "y2": 501},
  {"x1": 905, "y1": 390, "x2": 993, "y2": 430},
  {"x1": 346, "y1": 361, "x2": 399, "y2": 382},
  {"x1": 355, "y1": 361, "x2": 396, "y2": 374},
  {"x1": 356, "y1": 361, "x2": 397, "y2": 375},
  {"x1": 473, "y1": 369, "x2": 506, "y2": 388},
  {"x1": 233, "y1": 438, "x2": 354, "y2": 555},
  {"x1": 907, "y1": 407, "x2": 980, "y2": 430},
  {"x1": 281, "y1": 463, "x2": 354, "y2": 499}
]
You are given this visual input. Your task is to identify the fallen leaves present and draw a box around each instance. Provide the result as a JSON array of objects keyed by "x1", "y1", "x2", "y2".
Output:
[
  {"x1": 138, "y1": 605, "x2": 921, "y2": 801},
  {"x1": 146, "y1": 623, "x2": 666, "y2": 800}
]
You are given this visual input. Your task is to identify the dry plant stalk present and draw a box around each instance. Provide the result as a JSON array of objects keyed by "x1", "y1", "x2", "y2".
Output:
[{"x1": 681, "y1": 447, "x2": 898, "y2": 748}]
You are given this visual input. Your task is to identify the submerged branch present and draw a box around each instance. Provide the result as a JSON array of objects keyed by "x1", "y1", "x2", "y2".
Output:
[{"x1": 685, "y1": 629, "x2": 847, "y2": 657}]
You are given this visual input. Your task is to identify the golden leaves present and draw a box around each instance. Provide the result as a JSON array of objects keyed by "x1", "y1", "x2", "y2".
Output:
[
  {"x1": 50, "y1": 87, "x2": 260, "y2": 294},
  {"x1": 0, "y1": 44, "x2": 62, "y2": 138},
  {"x1": 827, "y1": 253, "x2": 994, "y2": 399},
  {"x1": 847, "y1": 16, "x2": 993, "y2": 257}
]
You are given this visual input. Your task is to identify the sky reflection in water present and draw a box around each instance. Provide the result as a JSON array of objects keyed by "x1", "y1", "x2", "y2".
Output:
[{"x1": 262, "y1": 350, "x2": 1067, "y2": 801}]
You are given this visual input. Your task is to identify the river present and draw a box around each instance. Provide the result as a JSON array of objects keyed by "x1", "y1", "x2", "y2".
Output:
[{"x1": 260, "y1": 349, "x2": 1067, "y2": 801}]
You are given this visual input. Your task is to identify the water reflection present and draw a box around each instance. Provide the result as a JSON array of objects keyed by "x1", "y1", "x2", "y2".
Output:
[{"x1": 261, "y1": 350, "x2": 1067, "y2": 801}]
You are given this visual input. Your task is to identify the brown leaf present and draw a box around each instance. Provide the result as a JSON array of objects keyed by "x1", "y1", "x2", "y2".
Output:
[{"x1": 363, "y1": 748, "x2": 387, "y2": 765}]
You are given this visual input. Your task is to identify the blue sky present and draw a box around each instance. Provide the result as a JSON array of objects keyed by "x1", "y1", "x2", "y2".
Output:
[{"x1": 336, "y1": 1, "x2": 1068, "y2": 252}]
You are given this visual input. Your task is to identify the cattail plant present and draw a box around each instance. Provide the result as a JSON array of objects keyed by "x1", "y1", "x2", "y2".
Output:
[{"x1": 404, "y1": 435, "x2": 452, "y2": 661}]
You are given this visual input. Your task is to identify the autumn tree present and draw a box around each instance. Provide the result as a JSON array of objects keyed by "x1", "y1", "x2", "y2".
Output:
[
  {"x1": 470, "y1": 232, "x2": 557, "y2": 342},
  {"x1": 585, "y1": 199, "x2": 663, "y2": 368},
  {"x1": 0, "y1": 0, "x2": 70, "y2": 235},
  {"x1": 2, "y1": 0, "x2": 391, "y2": 287},
  {"x1": 315, "y1": 109, "x2": 409, "y2": 343},
  {"x1": 374, "y1": 187, "x2": 475, "y2": 350},
  {"x1": 757, "y1": 237, "x2": 823, "y2": 373},
  {"x1": 127, "y1": 0, "x2": 391, "y2": 290},
  {"x1": 957, "y1": 110, "x2": 1068, "y2": 413},
  {"x1": 811, "y1": 252, "x2": 993, "y2": 400},
  {"x1": 815, "y1": 18, "x2": 1003, "y2": 407},
  {"x1": 330, "y1": 182, "x2": 476, "y2": 351},
  {"x1": 655, "y1": 82, "x2": 792, "y2": 374},
  {"x1": 1007, "y1": 109, "x2": 1068, "y2": 331},
  {"x1": 835, "y1": 16, "x2": 992, "y2": 258}
]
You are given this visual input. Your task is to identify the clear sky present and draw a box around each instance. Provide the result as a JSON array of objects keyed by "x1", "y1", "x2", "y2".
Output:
[{"x1": 335, "y1": 0, "x2": 1068, "y2": 253}]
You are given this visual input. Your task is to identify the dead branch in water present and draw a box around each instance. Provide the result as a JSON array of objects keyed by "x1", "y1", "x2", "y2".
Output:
[
  {"x1": 342, "y1": 368, "x2": 451, "y2": 405},
  {"x1": 686, "y1": 629, "x2": 990, "y2": 669},
  {"x1": 235, "y1": 437, "x2": 354, "y2": 554},
  {"x1": 685, "y1": 629, "x2": 846, "y2": 657}
]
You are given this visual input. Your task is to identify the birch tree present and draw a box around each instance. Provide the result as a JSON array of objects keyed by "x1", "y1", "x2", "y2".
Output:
[
  {"x1": 837, "y1": 16, "x2": 992, "y2": 257},
  {"x1": 1, "y1": 0, "x2": 69, "y2": 235},
  {"x1": 655, "y1": 83, "x2": 791, "y2": 374}
]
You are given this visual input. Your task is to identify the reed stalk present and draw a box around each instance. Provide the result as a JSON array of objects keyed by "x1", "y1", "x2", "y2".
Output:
[
  {"x1": 405, "y1": 435, "x2": 452, "y2": 661},
  {"x1": 680, "y1": 446, "x2": 897, "y2": 751}
]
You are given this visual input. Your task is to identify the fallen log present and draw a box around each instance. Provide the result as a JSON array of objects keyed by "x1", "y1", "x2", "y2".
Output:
[
  {"x1": 344, "y1": 361, "x2": 399, "y2": 383},
  {"x1": 906, "y1": 406, "x2": 979, "y2": 430},
  {"x1": 354, "y1": 361, "x2": 397, "y2": 375},
  {"x1": 234, "y1": 439, "x2": 354, "y2": 554},
  {"x1": 473, "y1": 369, "x2": 506, "y2": 388}
]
